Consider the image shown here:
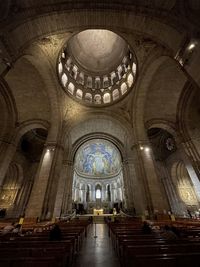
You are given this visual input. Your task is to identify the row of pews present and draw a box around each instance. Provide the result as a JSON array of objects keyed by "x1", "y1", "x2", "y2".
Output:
[
  {"x1": 0, "y1": 218, "x2": 90, "y2": 267},
  {"x1": 107, "y1": 217, "x2": 200, "y2": 267}
]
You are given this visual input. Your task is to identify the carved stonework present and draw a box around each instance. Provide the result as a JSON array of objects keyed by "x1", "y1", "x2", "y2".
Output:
[{"x1": 179, "y1": 187, "x2": 198, "y2": 205}]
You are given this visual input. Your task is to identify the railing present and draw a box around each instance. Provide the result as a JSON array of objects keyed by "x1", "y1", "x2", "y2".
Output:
[
  {"x1": 57, "y1": 210, "x2": 76, "y2": 222},
  {"x1": 119, "y1": 209, "x2": 135, "y2": 217}
]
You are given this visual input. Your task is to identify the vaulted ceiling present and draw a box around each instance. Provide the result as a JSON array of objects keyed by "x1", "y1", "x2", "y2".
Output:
[{"x1": 0, "y1": 1, "x2": 199, "y2": 148}]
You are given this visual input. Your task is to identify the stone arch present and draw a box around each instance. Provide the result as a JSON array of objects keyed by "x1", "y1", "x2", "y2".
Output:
[
  {"x1": 0, "y1": 162, "x2": 23, "y2": 212},
  {"x1": 5, "y1": 50, "x2": 61, "y2": 143},
  {"x1": 146, "y1": 120, "x2": 178, "y2": 153},
  {"x1": 133, "y1": 55, "x2": 170, "y2": 141},
  {"x1": 0, "y1": 78, "x2": 17, "y2": 143},
  {"x1": 59, "y1": 131, "x2": 135, "y2": 215},
  {"x1": 146, "y1": 120, "x2": 176, "y2": 137},
  {"x1": 0, "y1": 120, "x2": 49, "y2": 189},
  {"x1": 23, "y1": 49, "x2": 62, "y2": 142},
  {"x1": 2, "y1": 162, "x2": 23, "y2": 189},
  {"x1": 71, "y1": 133, "x2": 125, "y2": 165},
  {"x1": 133, "y1": 55, "x2": 187, "y2": 142},
  {"x1": 1, "y1": 119, "x2": 49, "y2": 185},
  {"x1": 62, "y1": 113, "x2": 134, "y2": 163},
  {"x1": 178, "y1": 83, "x2": 200, "y2": 153},
  {"x1": 171, "y1": 161, "x2": 183, "y2": 185},
  {"x1": 171, "y1": 160, "x2": 199, "y2": 213},
  {"x1": 4, "y1": 8, "x2": 184, "y2": 59},
  {"x1": 176, "y1": 82, "x2": 200, "y2": 192},
  {"x1": 5, "y1": 56, "x2": 51, "y2": 123},
  {"x1": 14, "y1": 119, "x2": 50, "y2": 144}
]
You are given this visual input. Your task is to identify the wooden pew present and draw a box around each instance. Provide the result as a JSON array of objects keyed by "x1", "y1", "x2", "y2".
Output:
[
  {"x1": 0, "y1": 218, "x2": 91, "y2": 267},
  {"x1": 107, "y1": 218, "x2": 200, "y2": 267}
]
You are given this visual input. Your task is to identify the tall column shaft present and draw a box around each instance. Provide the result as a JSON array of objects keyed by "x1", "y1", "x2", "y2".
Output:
[
  {"x1": 53, "y1": 161, "x2": 70, "y2": 218},
  {"x1": 25, "y1": 147, "x2": 55, "y2": 218},
  {"x1": 0, "y1": 141, "x2": 16, "y2": 188}
]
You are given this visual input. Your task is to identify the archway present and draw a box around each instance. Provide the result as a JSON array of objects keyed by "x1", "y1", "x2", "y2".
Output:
[
  {"x1": 0, "y1": 163, "x2": 22, "y2": 213},
  {"x1": 1, "y1": 127, "x2": 48, "y2": 218},
  {"x1": 72, "y1": 138, "x2": 124, "y2": 214},
  {"x1": 171, "y1": 161, "x2": 200, "y2": 217}
]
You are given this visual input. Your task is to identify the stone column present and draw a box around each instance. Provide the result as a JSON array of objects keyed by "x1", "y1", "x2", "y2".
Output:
[
  {"x1": 53, "y1": 160, "x2": 73, "y2": 218},
  {"x1": 0, "y1": 141, "x2": 17, "y2": 189},
  {"x1": 25, "y1": 144, "x2": 55, "y2": 219},
  {"x1": 123, "y1": 156, "x2": 146, "y2": 215},
  {"x1": 82, "y1": 186, "x2": 86, "y2": 205},
  {"x1": 62, "y1": 161, "x2": 74, "y2": 214},
  {"x1": 155, "y1": 161, "x2": 183, "y2": 215},
  {"x1": 101, "y1": 184, "x2": 106, "y2": 201},
  {"x1": 92, "y1": 184, "x2": 96, "y2": 201},
  {"x1": 14, "y1": 179, "x2": 33, "y2": 218},
  {"x1": 179, "y1": 140, "x2": 200, "y2": 201},
  {"x1": 132, "y1": 142, "x2": 169, "y2": 216},
  {"x1": 111, "y1": 183, "x2": 115, "y2": 203},
  {"x1": 75, "y1": 188, "x2": 79, "y2": 202},
  {"x1": 40, "y1": 144, "x2": 65, "y2": 220}
]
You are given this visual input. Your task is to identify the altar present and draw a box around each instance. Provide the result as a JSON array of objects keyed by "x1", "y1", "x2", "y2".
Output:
[{"x1": 93, "y1": 209, "x2": 104, "y2": 215}]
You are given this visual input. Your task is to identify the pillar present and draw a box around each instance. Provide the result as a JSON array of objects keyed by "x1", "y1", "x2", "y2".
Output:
[
  {"x1": 0, "y1": 140, "x2": 17, "y2": 189},
  {"x1": 133, "y1": 142, "x2": 169, "y2": 216},
  {"x1": 179, "y1": 140, "x2": 200, "y2": 201},
  {"x1": 53, "y1": 160, "x2": 73, "y2": 218},
  {"x1": 25, "y1": 144, "x2": 55, "y2": 219},
  {"x1": 155, "y1": 160, "x2": 183, "y2": 215}
]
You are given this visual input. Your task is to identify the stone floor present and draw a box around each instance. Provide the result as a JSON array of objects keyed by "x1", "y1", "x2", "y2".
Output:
[{"x1": 73, "y1": 223, "x2": 120, "y2": 267}]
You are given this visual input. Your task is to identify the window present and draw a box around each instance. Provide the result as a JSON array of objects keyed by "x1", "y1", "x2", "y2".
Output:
[
  {"x1": 58, "y1": 62, "x2": 63, "y2": 74},
  {"x1": 127, "y1": 73, "x2": 133, "y2": 87},
  {"x1": 58, "y1": 34, "x2": 137, "y2": 106},
  {"x1": 76, "y1": 89, "x2": 83, "y2": 99},
  {"x1": 121, "y1": 82, "x2": 127, "y2": 95},
  {"x1": 96, "y1": 189, "x2": 101, "y2": 199},
  {"x1": 103, "y1": 93, "x2": 111, "y2": 103},
  {"x1": 94, "y1": 94, "x2": 101, "y2": 104},
  {"x1": 68, "y1": 82, "x2": 75, "y2": 95},
  {"x1": 113, "y1": 89, "x2": 119, "y2": 100},
  {"x1": 61, "y1": 73, "x2": 68, "y2": 87},
  {"x1": 85, "y1": 93, "x2": 92, "y2": 102}
]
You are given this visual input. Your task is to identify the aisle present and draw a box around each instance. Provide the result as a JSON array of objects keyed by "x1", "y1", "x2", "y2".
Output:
[{"x1": 73, "y1": 223, "x2": 120, "y2": 267}]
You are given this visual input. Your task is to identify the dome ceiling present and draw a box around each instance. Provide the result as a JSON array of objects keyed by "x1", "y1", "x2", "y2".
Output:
[
  {"x1": 67, "y1": 30, "x2": 128, "y2": 74},
  {"x1": 58, "y1": 29, "x2": 137, "y2": 106},
  {"x1": 74, "y1": 139, "x2": 121, "y2": 178}
]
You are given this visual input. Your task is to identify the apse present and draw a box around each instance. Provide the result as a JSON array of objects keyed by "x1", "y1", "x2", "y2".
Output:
[
  {"x1": 72, "y1": 139, "x2": 124, "y2": 214},
  {"x1": 74, "y1": 139, "x2": 121, "y2": 177}
]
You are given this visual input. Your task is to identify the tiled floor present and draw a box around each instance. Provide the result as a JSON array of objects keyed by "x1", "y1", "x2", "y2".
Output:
[{"x1": 73, "y1": 223, "x2": 120, "y2": 267}]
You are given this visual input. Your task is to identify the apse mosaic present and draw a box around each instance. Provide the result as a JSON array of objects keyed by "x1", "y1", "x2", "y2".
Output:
[{"x1": 75, "y1": 139, "x2": 121, "y2": 177}]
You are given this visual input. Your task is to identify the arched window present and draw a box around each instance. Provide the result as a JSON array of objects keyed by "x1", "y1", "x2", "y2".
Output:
[{"x1": 96, "y1": 189, "x2": 101, "y2": 199}]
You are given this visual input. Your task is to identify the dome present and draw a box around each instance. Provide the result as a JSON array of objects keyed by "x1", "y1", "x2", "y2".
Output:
[
  {"x1": 58, "y1": 29, "x2": 137, "y2": 106},
  {"x1": 74, "y1": 139, "x2": 121, "y2": 178},
  {"x1": 67, "y1": 30, "x2": 128, "y2": 74}
]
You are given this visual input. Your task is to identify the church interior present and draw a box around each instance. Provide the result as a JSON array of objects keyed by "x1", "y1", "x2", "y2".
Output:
[{"x1": 1, "y1": 1, "x2": 200, "y2": 266}]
